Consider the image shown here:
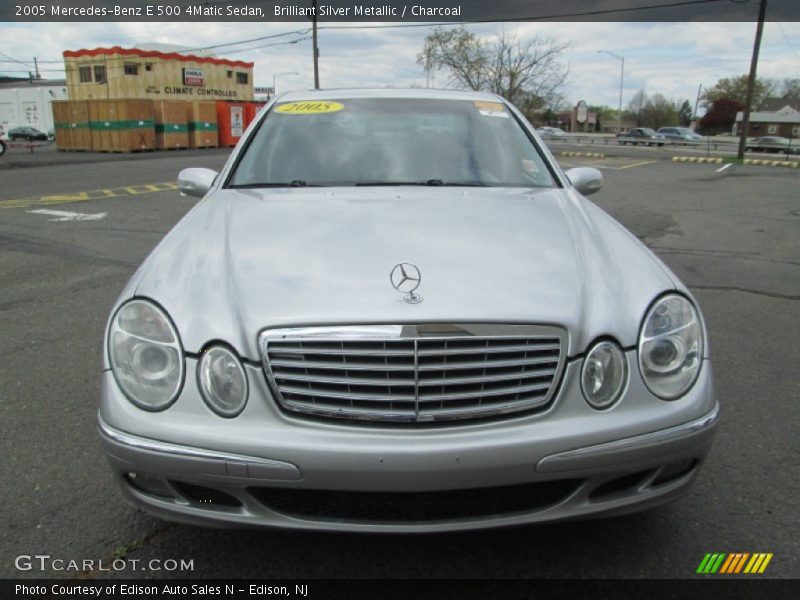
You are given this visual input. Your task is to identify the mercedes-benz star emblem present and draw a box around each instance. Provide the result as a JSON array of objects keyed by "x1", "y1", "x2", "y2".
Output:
[{"x1": 390, "y1": 262, "x2": 423, "y2": 304}]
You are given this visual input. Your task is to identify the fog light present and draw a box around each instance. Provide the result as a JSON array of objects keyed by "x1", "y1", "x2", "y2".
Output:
[
  {"x1": 581, "y1": 340, "x2": 628, "y2": 409},
  {"x1": 198, "y1": 345, "x2": 248, "y2": 417}
]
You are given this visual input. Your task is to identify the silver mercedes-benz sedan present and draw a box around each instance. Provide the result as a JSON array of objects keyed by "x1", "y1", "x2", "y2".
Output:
[{"x1": 98, "y1": 88, "x2": 719, "y2": 532}]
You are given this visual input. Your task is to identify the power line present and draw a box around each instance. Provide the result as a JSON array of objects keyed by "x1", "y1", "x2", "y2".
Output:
[
  {"x1": 0, "y1": 52, "x2": 36, "y2": 68},
  {"x1": 318, "y1": 0, "x2": 733, "y2": 29},
  {"x1": 0, "y1": 36, "x2": 309, "y2": 78},
  {"x1": 0, "y1": 27, "x2": 311, "y2": 65},
  {"x1": 776, "y1": 22, "x2": 800, "y2": 60},
  {"x1": 1, "y1": 0, "x2": 738, "y2": 65}
]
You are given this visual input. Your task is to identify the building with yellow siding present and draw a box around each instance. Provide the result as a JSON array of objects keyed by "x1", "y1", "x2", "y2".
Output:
[{"x1": 63, "y1": 45, "x2": 254, "y2": 102}]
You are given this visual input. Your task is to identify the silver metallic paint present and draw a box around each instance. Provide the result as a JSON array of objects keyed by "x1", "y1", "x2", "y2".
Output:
[{"x1": 99, "y1": 89, "x2": 718, "y2": 530}]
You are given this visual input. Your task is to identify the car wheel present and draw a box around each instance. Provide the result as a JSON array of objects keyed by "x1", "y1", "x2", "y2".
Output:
[{"x1": 0, "y1": 140, "x2": 5, "y2": 156}]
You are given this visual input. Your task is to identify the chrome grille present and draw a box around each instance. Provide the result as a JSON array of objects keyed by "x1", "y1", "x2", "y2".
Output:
[{"x1": 260, "y1": 325, "x2": 566, "y2": 423}]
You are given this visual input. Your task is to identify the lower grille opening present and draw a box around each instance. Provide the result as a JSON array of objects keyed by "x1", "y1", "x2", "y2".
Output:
[
  {"x1": 248, "y1": 480, "x2": 582, "y2": 523},
  {"x1": 170, "y1": 481, "x2": 242, "y2": 508},
  {"x1": 590, "y1": 470, "x2": 652, "y2": 500},
  {"x1": 125, "y1": 473, "x2": 175, "y2": 499},
  {"x1": 652, "y1": 459, "x2": 698, "y2": 486}
]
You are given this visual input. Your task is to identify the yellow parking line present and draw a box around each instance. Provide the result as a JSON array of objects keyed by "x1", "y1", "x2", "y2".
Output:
[{"x1": 0, "y1": 182, "x2": 179, "y2": 210}]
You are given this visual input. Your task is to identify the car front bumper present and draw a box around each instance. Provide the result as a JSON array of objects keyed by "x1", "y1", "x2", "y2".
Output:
[{"x1": 98, "y1": 353, "x2": 719, "y2": 532}]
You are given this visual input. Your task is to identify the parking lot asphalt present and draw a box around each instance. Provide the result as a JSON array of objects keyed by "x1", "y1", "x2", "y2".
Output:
[{"x1": 0, "y1": 145, "x2": 798, "y2": 579}]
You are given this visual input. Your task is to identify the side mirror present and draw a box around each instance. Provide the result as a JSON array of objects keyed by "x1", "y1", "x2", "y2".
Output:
[
  {"x1": 177, "y1": 168, "x2": 218, "y2": 198},
  {"x1": 565, "y1": 167, "x2": 603, "y2": 196}
]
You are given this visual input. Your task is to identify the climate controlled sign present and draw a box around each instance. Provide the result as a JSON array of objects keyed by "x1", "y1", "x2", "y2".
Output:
[{"x1": 183, "y1": 68, "x2": 205, "y2": 86}]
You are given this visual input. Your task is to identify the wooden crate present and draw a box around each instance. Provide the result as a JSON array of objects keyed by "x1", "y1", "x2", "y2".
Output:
[
  {"x1": 52, "y1": 100, "x2": 91, "y2": 151},
  {"x1": 187, "y1": 101, "x2": 218, "y2": 148},
  {"x1": 88, "y1": 99, "x2": 156, "y2": 152},
  {"x1": 154, "y1": 100, "x2": 189, "y2": 150}
]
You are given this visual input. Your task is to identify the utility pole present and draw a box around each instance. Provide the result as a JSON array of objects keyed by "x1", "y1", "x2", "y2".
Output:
[
  {"x1": 737, "y1": 0, "x2": 767, "y2": 160},
  {"x1": 693, "y1": 83, "x2": 702, "y2": 124},
  {"x1": 311, "y1": 0, "x2": 320, "y2": 89},
  {"x1": 33, "y1": 57, "x2": 41, "y2": 79}
]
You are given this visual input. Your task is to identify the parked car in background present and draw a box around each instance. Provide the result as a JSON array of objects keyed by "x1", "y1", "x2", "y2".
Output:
[
  {"x1": 7, "y1": 126, "x2": 49, "y2": 142},
  {"x1": 657, "y1": 127, "x2": 703, "y2": 143},
  {"x1": 616, "y1": 128, "x2": 665, "y2": 146},
  {"x1": 47, "y1": 128, "x2": 55, "y2": 141},
  {"x1": 0, "y1": 139, "x2": 5, "y2": 157},
  {"x1": 537, "y1": 126, "x2": 568, "y2": 139},
  {"x1": 98, "y1": 88, "x2": 718, "y2": 532},
  {"x1": 745, "y1": 136, "x2": 798, "y2": 154}
]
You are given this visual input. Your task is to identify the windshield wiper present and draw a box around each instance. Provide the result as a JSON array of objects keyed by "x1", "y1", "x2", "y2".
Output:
[
  {"x1": 354, "y1": 180, "x2": 439, "y2": 186},
  {"x1": 353, "y1": 179, "x2": 488, "y2": 187},
  {"x1": 228, "y1": 181, "x2": 322, "y2": 188}
]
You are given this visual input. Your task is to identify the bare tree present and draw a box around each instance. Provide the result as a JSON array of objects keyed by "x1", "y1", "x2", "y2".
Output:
[
  {"x1": 776, "y1": 78, "x2": 800, "y2": 100},
  {"x1": 625, "y1": 89, "x2": 648, "y2": 126},
  {"x1": 418, "y1": 27, "x2": 489, "y2": 92},
  {"x1": 418, "y1": 26, "x2": 570, "y2": 107}
]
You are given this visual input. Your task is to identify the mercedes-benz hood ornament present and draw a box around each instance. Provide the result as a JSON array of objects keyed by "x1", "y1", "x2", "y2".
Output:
[{"x1": 390, "y1": 262, "x2": 423, "y2": 304}]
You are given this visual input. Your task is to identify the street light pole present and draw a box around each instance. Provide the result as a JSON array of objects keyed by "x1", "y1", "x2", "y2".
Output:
[
  {"x1": 598, "y1": 50, "x2": 624, "y2": 133},
  {"x1": 273, "y1": 71, "x2": 299, "y2": 98}
]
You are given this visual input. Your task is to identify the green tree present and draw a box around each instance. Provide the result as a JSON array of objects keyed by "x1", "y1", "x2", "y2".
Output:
[
  {"x1": 589, "y1": 104, "x2": 619, "y2": 131},
  {"x1": 678, "y1": 99, "x2": 693, "y2": 126},
  {"x1": 640, "y1": 93, "x2": 679, "y2": 129},
  {"x1": 702, "y1": 75, "x2": 775, "y2": 109},
  {"x1": 418, "y1": 26, "x2": 570, "y2": 106}
]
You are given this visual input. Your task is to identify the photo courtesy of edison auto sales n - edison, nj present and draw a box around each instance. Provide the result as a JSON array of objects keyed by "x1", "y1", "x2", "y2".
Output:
[{"x1": 97, "y1": 88, "x2": 719, "y2": 532}]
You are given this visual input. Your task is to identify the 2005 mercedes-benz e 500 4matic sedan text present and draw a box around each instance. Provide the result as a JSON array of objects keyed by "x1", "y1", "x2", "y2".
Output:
[{"x1": 98, "y1": 89, "x2": 719, "y2": 532}]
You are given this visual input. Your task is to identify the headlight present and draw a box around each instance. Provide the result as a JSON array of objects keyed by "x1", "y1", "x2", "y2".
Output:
[
  {"x1": 581, "y1": 340, "x2": 627, "y2": 409},
  {"x1": 198, "y1": 345, "x2": 248, "y2": 417},
  {"x1": 639, "y1": 294, "x2": 703, "y2": 399},
  {"x1": 109, "y1": 299, "x2": 184, "y2": 410}
]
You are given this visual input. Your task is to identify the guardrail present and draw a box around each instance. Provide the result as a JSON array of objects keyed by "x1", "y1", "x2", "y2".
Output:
[
  {"x1": 541, "y1": 134, "x2": 798, "y2": 157},
  {"x1": 0, "y1": 139, "x2": 53, "y2": 155}
]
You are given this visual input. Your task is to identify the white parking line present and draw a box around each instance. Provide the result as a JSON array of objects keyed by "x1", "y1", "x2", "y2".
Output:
[{"x1": 28, "y1": 209, "x2": 108, "y2": 222}]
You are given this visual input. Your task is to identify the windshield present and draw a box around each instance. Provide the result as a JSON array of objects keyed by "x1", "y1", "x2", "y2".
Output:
[{"x1": 228, "y1": 97, "x2": 556, "y2": 188}]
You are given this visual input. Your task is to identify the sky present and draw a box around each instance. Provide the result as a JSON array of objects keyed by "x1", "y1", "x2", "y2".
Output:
[{"x1": 1, "y1": 21, "x2": 799, "y2": 112}]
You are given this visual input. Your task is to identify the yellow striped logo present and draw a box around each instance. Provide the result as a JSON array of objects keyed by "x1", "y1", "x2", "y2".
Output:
[{"x1": 697, "y1": 552, "x2": 773, "y2": 574}]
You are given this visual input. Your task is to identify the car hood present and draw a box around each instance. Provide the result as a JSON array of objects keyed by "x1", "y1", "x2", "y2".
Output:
[{"x1": 132, "y1": 186, "x2": 675, "y2": 360}]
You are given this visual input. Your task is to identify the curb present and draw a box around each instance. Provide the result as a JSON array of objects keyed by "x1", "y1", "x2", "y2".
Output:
[
  {"x1": 671, "y1": 156, "x2": 723, "y2": 164},
  {"x1": 561, "y1": 151, "x2": 605, "y2": 158},
  {"x1": 743, "y1": 158, "x2": 799, "y2": 168}
]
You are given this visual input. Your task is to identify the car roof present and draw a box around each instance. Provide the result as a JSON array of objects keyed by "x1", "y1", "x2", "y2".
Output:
[{"x1": 277, "y1": 88, "x2": 507, "y2": 103}]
